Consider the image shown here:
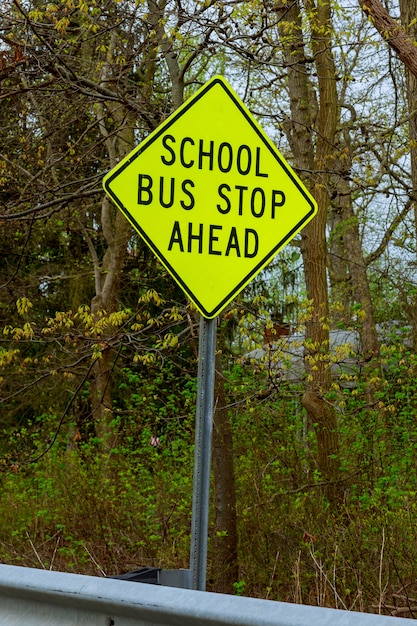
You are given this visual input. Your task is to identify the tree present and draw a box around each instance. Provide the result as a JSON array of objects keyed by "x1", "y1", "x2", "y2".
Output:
[
  {"x1": 212, "y1": 353, "x2": 238, "y2": 594},
  {"x1": 359, "y1": 0, "x2": 417, "y2": 78},
  {"x1": 398, "y1": 0, "x2": 417, "y2": 349},
  {"x1": 273, "y1": 0, "x2": 340, "y2": 500},
  {"x1": 4, "y1": 0, "x2": 417, "y2": 605},
  {"x1": 0, "y1": 0, "x2": 223, "y2": 445},
  {"x1": 1, "y1": 0, "x2": 240, "y2": 590}
]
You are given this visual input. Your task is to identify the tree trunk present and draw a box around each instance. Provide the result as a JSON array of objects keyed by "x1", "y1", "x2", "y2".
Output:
[
  {"x1": 147, "y1": 0, "x2": 184, "y2": 109},
  {"x1": 278, "y1": 0, "x2": 340, "y2": 499},
  {"x1": 90, "y1": 198, "x2": 132, "y2": 448},
  {"x1": 87, "y1": 29, "x2": 152, "y2": 449},
  {"x1": 332, "y1": 118, "x2": 380, "y2": 364},
  {"x1": 212, "y1": 353, "x2": 239, "y2": 594},
  {"x1": 332, "y1": 153, "x2": 380, "y2": 415},
  {"x1": 399, "y1": 0, "x2": 417, "y2": 350},
  {"x1": 303, "y1": 0, "x2": 340, "y2": 498},
  {"x1": 88, "y1": 46, "x2": 137, "y2": 447}
]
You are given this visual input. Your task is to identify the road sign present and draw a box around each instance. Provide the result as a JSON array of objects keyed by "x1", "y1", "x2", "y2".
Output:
[{"x1": 103, "y1": 75, "x2": 317, "y2": 319}]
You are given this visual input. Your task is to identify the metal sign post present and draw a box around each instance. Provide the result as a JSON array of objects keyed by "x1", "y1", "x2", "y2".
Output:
[{"x1": 190, "y1": 315, "x2": 217, "y2": 591}]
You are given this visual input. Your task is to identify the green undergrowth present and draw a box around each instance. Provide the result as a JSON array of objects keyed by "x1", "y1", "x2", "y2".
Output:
[
  {"x1": 1, "y1": 347, "x2": 417, "y2": 617},
  {"x1": 0, "y1": 440, "x2": 193, "y2": 575}
]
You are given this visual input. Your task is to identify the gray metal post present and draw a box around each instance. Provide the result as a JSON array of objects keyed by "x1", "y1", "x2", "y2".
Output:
[{"x1": 190, "y1": 315, "x2": 217, "y2": 591}]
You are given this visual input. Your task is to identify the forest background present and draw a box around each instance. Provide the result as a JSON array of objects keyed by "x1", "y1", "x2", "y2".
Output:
[{"x1": 2, "y1": 0, "x2": 417, "y2": 617}]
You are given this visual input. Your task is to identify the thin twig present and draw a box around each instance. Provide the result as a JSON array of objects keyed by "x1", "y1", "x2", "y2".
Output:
[
  {"x1": 26, "y1": 531, "x2": 45, "y2": 569},
  {"x1": 82, "y1": 544, "x2": 106, "y2": 577},
  {"x1": 49, "y1": 535, "x2": 60, "y2": 571},
  {"x1": 378, "y1": 527, "x2": 386, "y2": 615},
  {"x1": 309, "y1": 545, "x2": 347, "y2": 610},
  {"x1": 265, "y1": 550, "x2": 280, "y2": 600}
]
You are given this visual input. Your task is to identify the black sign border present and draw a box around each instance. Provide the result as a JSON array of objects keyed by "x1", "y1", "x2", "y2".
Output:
[{"x1": 103, "y1": 77, "x2": 316, "y2": 319}]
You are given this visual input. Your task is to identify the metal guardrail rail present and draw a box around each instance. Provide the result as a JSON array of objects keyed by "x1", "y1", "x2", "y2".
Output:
[{"x1": 0, "y1": 564, "x2": 415, "y2": 626}]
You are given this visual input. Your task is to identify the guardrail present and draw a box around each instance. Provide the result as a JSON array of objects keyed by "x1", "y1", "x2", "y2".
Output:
[{"x1": 0, "y1": 564, "x2": 415, "y2": 626}]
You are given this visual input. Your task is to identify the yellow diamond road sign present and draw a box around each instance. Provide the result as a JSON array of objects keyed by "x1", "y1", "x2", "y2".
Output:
[{"x1": 103, "y1": 76, "x2": 317, "y2": 319}]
